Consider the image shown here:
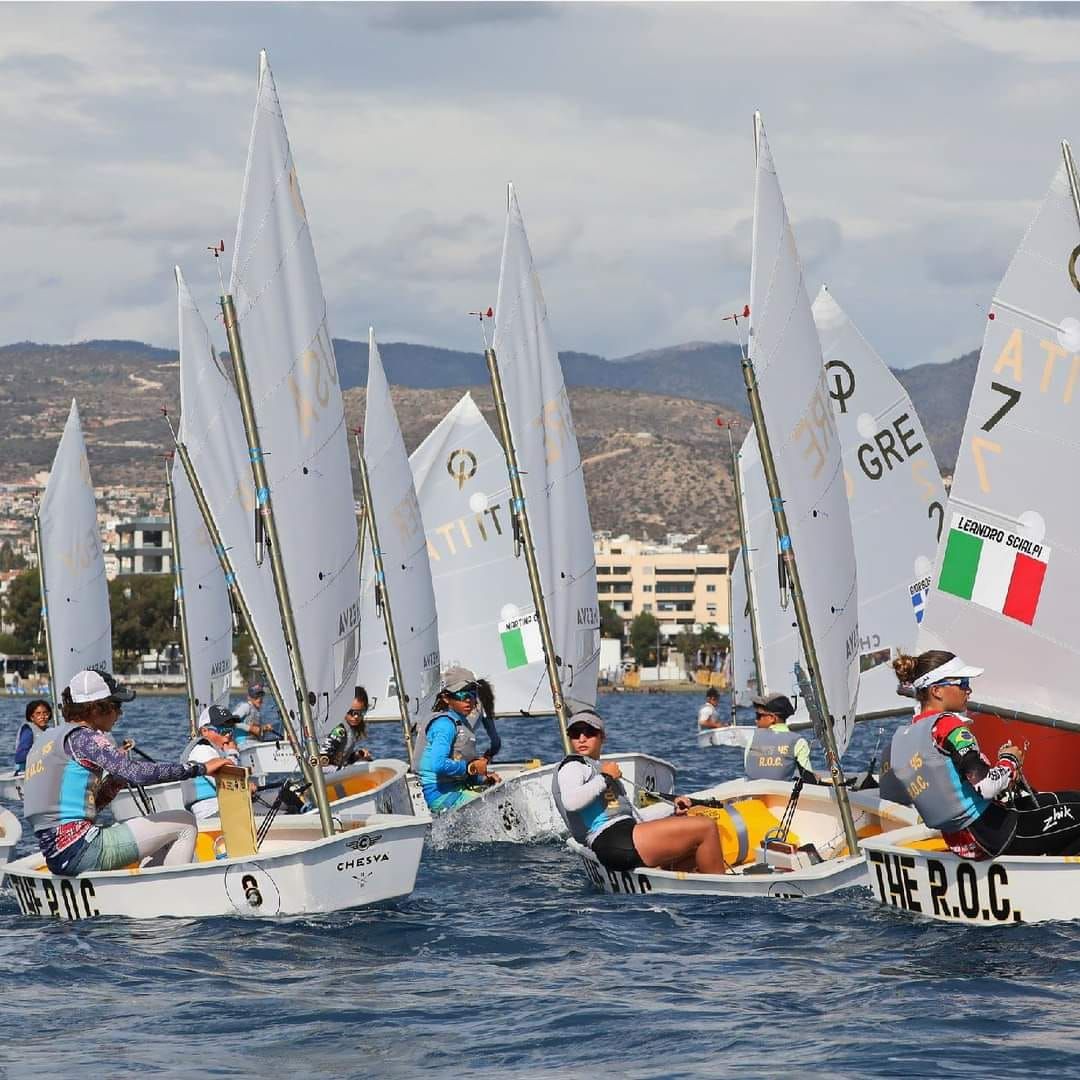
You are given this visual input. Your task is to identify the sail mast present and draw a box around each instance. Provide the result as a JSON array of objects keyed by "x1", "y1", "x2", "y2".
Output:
[
  {"x1": 33, "y1": 513, "x2": 56, "y2": 709},
  {"x1": 164, "y1": 456, "x2": 198, "y2": 736},
  {"x1": 219, "y1": 294, "x2": 334, "y2": 837},
  {"x1": 484, "y1": 339, "x2": 572, "y2": 754},
  {"x1": 746, "y1": 112, "x2": 859, "y2": 852},
  {"x1": 354, "y1": 432, "x2": 416, "y2": 763}
]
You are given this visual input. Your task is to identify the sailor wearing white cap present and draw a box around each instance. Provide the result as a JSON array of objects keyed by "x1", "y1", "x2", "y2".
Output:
[
  {"x1": 22, "y1": 670, "x2": 232, "y2": 874},
  {"x1": 887, "y1": 650, "x2": 1080, "y2": 859}
]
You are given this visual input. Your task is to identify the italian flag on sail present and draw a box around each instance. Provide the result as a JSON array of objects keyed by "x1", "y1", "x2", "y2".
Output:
[
  {"x1": 499, "y1": 609, "x2": 544, "y2": 670},
  {"x1": 938, "y1": 512, "x2": 1050, "y2": 626}
]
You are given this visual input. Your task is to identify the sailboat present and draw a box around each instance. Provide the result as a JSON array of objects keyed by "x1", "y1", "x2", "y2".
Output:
[
  {"x1": 422, "y1": 187, "x2": 674, "y2": 844},
  {"x1": 0, "y1": 400, "x2": 111, "y2": 803},
  {"x1": 5, "y1": 52, "x2": 425, "y2": 918},
  {"x1": 571, "y1": 115, "x2": 917, "y2": 897},
  {"x1": 863, "y1": 143, "x2": 1080, "y2": 924}
]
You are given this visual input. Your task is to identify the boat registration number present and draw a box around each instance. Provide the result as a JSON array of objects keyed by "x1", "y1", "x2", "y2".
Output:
[
  {"x1": 9, "y1": 874, "x2": 99, "y2": 920},
  {"x1": 867, "y1": 849, "x2": 1023, "y2": 923}
]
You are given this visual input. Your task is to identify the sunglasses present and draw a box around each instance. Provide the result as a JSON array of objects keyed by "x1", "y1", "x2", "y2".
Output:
[
  {"x1": 568, "y1": 725, "x2": 600, "y2": 738},
  {"x1": 449, "y1": 688, "x2": 478, "y2": 702},
  {"x1": 347, "y1": 708, "x2": 367, "y2": 718},
  {"x1": 934, "y1": 677, "x2": 971, "y2": 691}
]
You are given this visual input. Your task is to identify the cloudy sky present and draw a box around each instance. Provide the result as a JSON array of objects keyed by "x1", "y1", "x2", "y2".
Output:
[{"x1": 1, "y1": 2, "x2": 1078, "y2": 367}]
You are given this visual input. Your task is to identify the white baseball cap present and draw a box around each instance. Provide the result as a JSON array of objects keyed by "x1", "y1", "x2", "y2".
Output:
[{"x1": 65, "y1": 669, "x2": 136, "y2": 704}]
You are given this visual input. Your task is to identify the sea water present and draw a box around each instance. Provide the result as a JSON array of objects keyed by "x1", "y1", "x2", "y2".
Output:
[{"x1": 1, "y1": 691, "x2": 1078, "y2": 1078}]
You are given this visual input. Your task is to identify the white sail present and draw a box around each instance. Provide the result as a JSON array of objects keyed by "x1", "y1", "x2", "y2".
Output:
[
  {"x1": 748, "y1": 116, "x2": 859, "y2": 752},
  {"x1": 918, "y1": 155, "x2": 1080, "y2": 725},
  {"x1": 176, "y1": 267, "x2": 292, "y2": 713},
  {"x1": 737, "y1": 427, "x2": 811, "y2": 725},
  {"x1": 410, "y1": 393, "x2": 556, "y2": 717},
  {"x1": 38, "y1": 400, "x2": 111, "y2": 688},
  {"x1": 492, "y1": 186, "x2": 599, "y2": 711},
  {"x1": 170, "y1": 454, "x2": 233, "y2": 712},
  {"x1": 226, "y1": 50, "x2": 361, "y2": 740},
  {"x1": 813, "y1": 286, "x2": 945, "y2": 716},
  {"x1": 728, "y1": 549, "x2": 758, "y2": 708},
  {"x1": 358, "y1": 330, "x2": 441, "y2": 740}
]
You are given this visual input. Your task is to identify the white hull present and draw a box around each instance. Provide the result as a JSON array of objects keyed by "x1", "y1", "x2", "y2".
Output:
[
  {"x1": 110, "y1": 758, "x2": 426, "y2": 825},
  {"x1": 0, "y1": 770, "x2": 25, "y2": 803},
  {"x1": 862, "y1": 825, "x2": 1080, "y2": 926},
  {"x1": 568, "y1": 779, "x2": 919, "y2": 898},
  {"x1": 237, "y1": 740, "x2": 299, "y2": 782},
  {"x1": 0, "y1": 806, "x2": 22, "y2": 867},
  {"x1": 4, "y1": 813, "x2": 426, "y2": 920},
  {"x1": 432, "y1": 753, "x2": 676, "y2": 845}
]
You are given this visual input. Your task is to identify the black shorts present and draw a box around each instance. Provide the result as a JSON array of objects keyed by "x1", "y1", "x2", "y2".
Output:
[{"x1": 590, "y1": 818, "x2": 641, "y2": 872}]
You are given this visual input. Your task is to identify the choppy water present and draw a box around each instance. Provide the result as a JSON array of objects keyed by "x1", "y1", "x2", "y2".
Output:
[{"x1": 2, "y1": 690, "x2": 1078, "y2": 1078}]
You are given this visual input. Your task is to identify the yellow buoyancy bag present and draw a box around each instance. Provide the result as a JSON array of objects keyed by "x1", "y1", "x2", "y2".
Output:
[{"x1": 689, "y1": 798, "x2": 799, "y2": 867}]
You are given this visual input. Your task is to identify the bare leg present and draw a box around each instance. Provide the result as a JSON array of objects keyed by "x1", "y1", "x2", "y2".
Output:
[{"x1": 632, "y1": 817, "x2": 726, "y2": 874}]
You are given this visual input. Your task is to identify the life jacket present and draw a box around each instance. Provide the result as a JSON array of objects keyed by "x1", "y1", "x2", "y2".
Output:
[
  {"x1": 551, "y1": 754, "x2": 636, "y2": 845},
  {"x1": 889, "y1": 713, "x2": 989, "y2": 832},
  {"x1": 23, "y1": 722, "x2": 105, "y2": 834},
  {"x1": 183, "y1": 735, "x2": 218, "y2": 802},
  {"x1": 417, "y1": 712, "x2": 476, "y2": 797},
  {"x1": 746, "y1": 726, "x2": 800, "y2": 781},
  {"x1": 323, "y1": 722, "x2": 365, "y2": 768},
  {"x1": 13, "y1": 720, "x2": 36, "y2": 768},
  {"x1": 877, "y1": 747, "x2": 913, "y2": 806}
]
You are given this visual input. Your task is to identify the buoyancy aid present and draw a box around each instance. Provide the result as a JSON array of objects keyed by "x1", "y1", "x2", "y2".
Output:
[{"x1": 551, "y1": 754, "x2": 637, "y2": 845}]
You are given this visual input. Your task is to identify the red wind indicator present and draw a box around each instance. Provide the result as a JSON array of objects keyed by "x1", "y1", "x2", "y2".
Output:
[
  {"x1": 988, "y1": 312, "x2": 996, "y2": 321},
  {"x1": 208, "y1": 240, "x2": 225, "y2": 257}
]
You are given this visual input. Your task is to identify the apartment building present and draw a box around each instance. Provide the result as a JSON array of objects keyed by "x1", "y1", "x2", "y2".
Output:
[
  {"x1": 115, "y1": 517, "x2": 173, "y2": 574},
  {"x1": 594, "y1": 533, "x2": 730, "y2": 638}
]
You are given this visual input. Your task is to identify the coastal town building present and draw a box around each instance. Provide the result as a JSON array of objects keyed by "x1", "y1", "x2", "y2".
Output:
[{"x1": 593, "y1": 532, "x2": 731, "y2": 638}]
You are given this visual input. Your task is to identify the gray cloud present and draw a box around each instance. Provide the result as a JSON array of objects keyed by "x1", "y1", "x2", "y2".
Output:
[
  {"x1": 367, "y1": 2, "x2": 562, "y2": 34},
  {"x1": 0, "y1": 52, "x2": 86, "y2": 82},
  {"x1": 977, "y1": 1, "x2": 1080, "y2": 18}
]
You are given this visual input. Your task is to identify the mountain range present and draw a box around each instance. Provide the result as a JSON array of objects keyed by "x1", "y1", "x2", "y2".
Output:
[{"x1": 0, "y1": 335, "x2": 979, "y2": 549}]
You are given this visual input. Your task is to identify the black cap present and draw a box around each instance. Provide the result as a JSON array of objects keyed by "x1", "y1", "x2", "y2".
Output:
[
  {"x1": 198, "y1": 704, "x2": 239, "y2": 730},
  {"x1": 751, "y1": 692, "x2": 794, "y2": 720}
]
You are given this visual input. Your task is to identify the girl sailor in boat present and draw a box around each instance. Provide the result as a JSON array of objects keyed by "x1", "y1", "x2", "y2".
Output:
[
  {"x1": 319, "y1": 687, "x2": 375, "y2": 769},
  {"x1": 417, "y1": 667, "x2": 502, "y2": 812},
  {"x1": 22, "y1": 670, "x2": 233, "y2": 875},
  {"x1": 185, "y1": 704, "x2": 244, "y2": 820},
  {"x1": 888, "y1": 651, "x2": 1080, "y2": 859},
  {"x1": 553, "y1": 710, "x2": 726, "y2": 874},
  {"x1": 13, "y1": 698, "x2": 52, "y2": 774}
]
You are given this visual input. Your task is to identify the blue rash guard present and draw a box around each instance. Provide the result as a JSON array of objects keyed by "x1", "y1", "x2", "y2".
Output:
[
  {"x1": 417, "y1": 713, "x2": 476, "y2": 812},
  {"x1": 13, "y1": 722, "x2": 35, "y2": 771}
]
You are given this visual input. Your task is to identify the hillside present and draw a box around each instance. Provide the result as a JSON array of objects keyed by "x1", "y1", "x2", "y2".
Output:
[{"x1": 0, "y1": 333, "x2": 980, "y2": 547}]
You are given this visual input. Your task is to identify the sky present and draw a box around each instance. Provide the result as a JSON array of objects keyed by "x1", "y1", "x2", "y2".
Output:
[{"x1": 1, "y1": 1, "x2": 1079, "y2": 367}]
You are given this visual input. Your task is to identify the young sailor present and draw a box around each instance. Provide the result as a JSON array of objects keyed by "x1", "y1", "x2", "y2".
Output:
[
  {"x1": 22, "y1": 670, "x2": 232, "y2": 874},
  {"x1": 185, "y1": 705, "x2": 243, "y2": 820},
  {"x1": 232, "y1": 682, "x2": 272, "y2": 746},
  {"x1": 888, "y1": 651, "x2": 1080, "y2": 859},
  {"x1": 553, "y1": 709, "x2": 725, "y2": 873},
  {"x1": 745, "y1": 693, "x2": 814, "y2": 782},
  {"x1": 417, "y1": 667, "x2": 502, "y2": 812},
  {"x1": 697, "y1": 687, "x2": 725, "y2": 730},
  {"x1": 319, "y1": 687, "x2": 375, "y2": 769},
  {"x1": 13, "y1": 698, "x2": 52, "y2": 773}
]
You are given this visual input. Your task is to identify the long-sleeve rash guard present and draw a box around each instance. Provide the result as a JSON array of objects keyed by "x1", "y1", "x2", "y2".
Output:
[{"x1": 929, "y1": 712, "x2": 1017, "y2": 801}]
